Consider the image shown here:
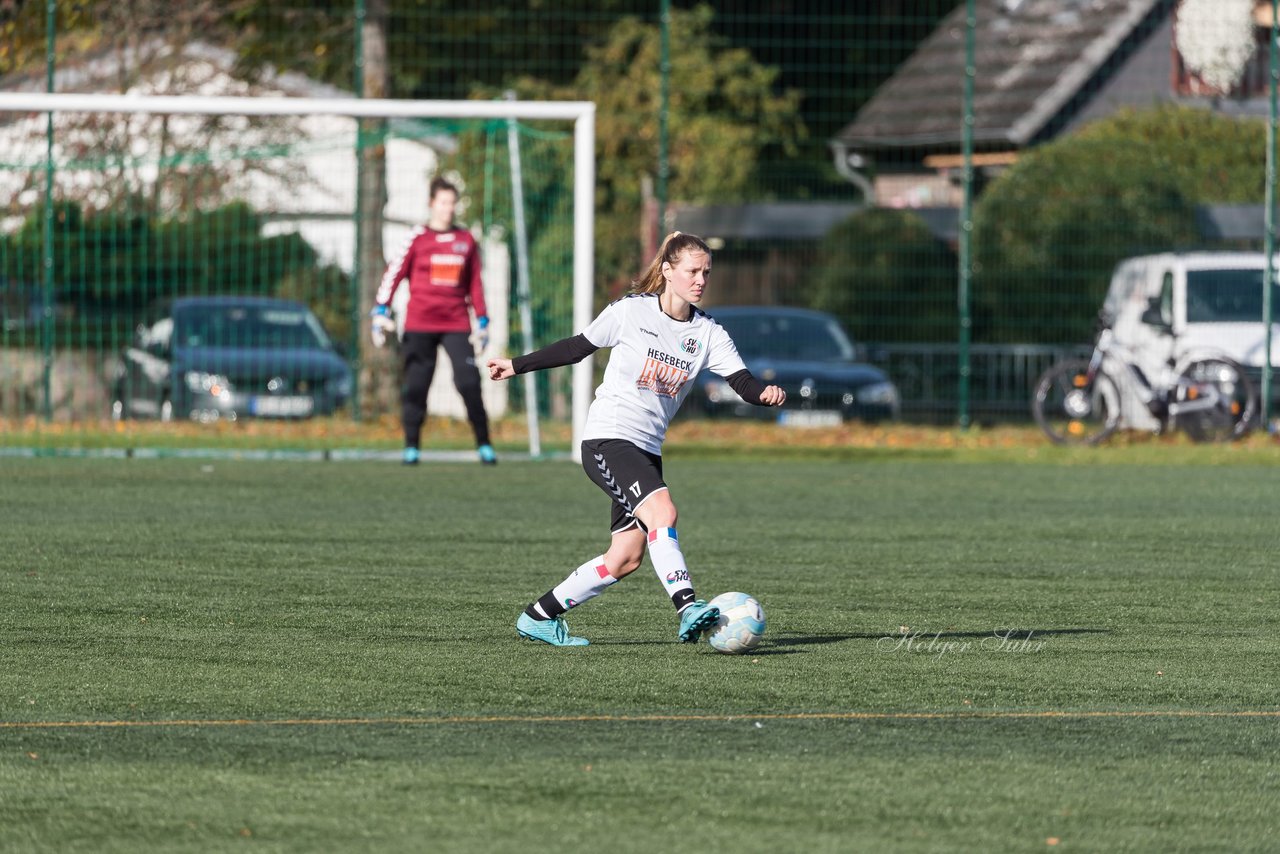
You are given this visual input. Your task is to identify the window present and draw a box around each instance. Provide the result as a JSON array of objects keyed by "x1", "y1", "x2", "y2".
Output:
[
  {"x1": 1185, "y1": 268, "x2": 1280, "y2": 323},
  {"x1": 175, "y1": 305, "x2": 333, "y2": 350},
  {"x1": 716, "y1": 313, "x2": 856, "y2": 362},
  {"x1": 1159, "y1": 271, "x2": 1174, "y2": 326}
]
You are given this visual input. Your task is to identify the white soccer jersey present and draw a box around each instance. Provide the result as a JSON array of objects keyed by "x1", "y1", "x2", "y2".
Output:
[{"x1": 581, "y1": 293, "x2": 747, "y2": 454}]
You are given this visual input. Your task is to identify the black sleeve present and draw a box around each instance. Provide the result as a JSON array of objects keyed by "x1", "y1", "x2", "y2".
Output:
[
  {"x1": 512, "y1": 334, "x2": 600, "y2": 374},
  {"x1": 725, "y1": 369, "x2": 770, "y2": 405}
]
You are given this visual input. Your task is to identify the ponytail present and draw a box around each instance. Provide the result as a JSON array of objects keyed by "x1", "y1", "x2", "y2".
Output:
[{"x1": 631, "y1": 231, "x2": 712, "y2": 294}]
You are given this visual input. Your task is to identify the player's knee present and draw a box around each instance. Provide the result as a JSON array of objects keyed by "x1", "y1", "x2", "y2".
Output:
[
  {"x1": 607, "y1": 526, "x2": 648, "y2": 577},
  {"x1": 605, "y1": 542, "x2": 644, "y2": 577},
  {"x1": 645, "y1": 497, "x2": 678, "y2": 529}
]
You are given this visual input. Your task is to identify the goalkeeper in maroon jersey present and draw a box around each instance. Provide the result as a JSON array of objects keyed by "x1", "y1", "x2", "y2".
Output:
[
  {"x1": 371, "y1": 177, "x2": 496, "y2": 466},
  {"x1": 488, "y1": 232, "x2": 786, "y2": 646}
]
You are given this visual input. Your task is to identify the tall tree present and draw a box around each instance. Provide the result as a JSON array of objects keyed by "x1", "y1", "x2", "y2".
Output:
[
  {"x1": 454, "y1": 4, "x2": 804, "y2": 291},
  {"x1": 356, "y1": 0, "x2": 396, "y2": 417}
]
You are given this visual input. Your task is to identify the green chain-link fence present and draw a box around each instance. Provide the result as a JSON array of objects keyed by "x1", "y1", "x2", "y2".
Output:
[{"x1": 1, "y1": 0, "x2": 1275, "y2": 447}]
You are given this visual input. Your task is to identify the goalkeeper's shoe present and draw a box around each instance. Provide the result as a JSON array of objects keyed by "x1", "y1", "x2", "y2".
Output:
[
  {"x1": 402, "y1": 447, "x2": 420, "y2": 466},
  {"x1": 477, "y1": 444, "x2": 497, "y2": 465},
  {"x1": 516, "y1": 613, "x2": 589, "y2": 647},
  {"x1": 677, "y1": 600, "x2": 720, "y2": 643}
]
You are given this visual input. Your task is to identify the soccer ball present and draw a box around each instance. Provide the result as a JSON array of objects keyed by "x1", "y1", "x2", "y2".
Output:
[{"x1": 706, "y1": 591, "x2": 766, "y2": 654}]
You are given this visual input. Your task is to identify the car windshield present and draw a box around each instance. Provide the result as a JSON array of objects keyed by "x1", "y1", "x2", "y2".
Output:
[
  {"x1": 174, "y1": 304, "x2": 333, "y2": 349},
  {"x1": 1186, "y1": 269, "x2": 1280, "y2": 323},
  {"x1": 715, "y1": 313, "x2": 856, "y2": 361}
]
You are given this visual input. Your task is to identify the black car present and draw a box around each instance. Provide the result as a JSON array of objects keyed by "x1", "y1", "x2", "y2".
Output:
[
  {"x1": 111, "y1": 296, "x2": 352, "y2": 422},
  {"x1": 694, "y1": 306, "x2": 899, "y2": 425}
]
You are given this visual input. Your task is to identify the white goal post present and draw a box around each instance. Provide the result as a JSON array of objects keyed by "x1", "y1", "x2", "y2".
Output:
[{"x1": 0, "y1": 91, "x2": 597, "y2": 452}]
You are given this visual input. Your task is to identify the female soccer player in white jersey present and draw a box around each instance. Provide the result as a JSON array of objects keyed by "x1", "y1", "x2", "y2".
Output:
[{"x1": 487, "y1": 232, "x2": 786, "y2": 646}]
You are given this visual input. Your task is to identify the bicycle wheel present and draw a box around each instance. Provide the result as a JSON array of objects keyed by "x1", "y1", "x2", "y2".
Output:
[
  {"x1": 1174, "y1": 357, "x2": 1257, "y2": 443},
  {"x1": 1032, "y1": 359, "x2": 1121, "y2": 445}
]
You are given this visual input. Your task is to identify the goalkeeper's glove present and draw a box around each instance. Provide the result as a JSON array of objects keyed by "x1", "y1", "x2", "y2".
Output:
[
  {"x1": 370, "y1": 304, "x2": 396, "y2": 348},
  {"x1": 473, "y1": 315, "x2": 490, "y2": 353}
]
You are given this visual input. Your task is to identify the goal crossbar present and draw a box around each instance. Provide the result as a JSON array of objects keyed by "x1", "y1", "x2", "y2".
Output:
[{"x1": 0, "y1": 92, "x2": 597, "y2": 451}]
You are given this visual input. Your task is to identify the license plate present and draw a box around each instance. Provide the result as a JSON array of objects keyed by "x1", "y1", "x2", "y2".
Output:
[
  {"x1": 778, "y1": 410, "x2": 842, "y2": 428},
  {"x1": 249, "y1": 395, "x2": 314, "y2": 417}
]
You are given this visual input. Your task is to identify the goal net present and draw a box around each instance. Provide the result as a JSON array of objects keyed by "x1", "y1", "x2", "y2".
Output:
[{"x1": 0, "y1": 92, "x2": 595, "y2": 457}]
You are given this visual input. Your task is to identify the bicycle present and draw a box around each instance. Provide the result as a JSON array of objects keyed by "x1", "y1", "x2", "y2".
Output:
[{"x1": 1031, "y1": 325, "x2": 1258, "y2": 445}]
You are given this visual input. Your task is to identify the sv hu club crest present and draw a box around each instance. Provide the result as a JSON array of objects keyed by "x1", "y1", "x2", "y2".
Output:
[{"x1": 681, "y1": 337, "x2": 701, "y2": 355}]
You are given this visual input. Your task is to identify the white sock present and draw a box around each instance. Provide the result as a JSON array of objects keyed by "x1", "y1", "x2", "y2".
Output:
[
  {"x1": 646, "y1": 527, "x2": 696, "y2": 613},
  {"x1": 535, "y1": 556, "x2": 617, "y2": 617}
]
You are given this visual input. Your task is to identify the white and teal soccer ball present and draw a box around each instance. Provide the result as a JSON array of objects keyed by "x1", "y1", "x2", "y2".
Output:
[{"x1": 706, "y1": 592, "x2": 766, "y2": 654}]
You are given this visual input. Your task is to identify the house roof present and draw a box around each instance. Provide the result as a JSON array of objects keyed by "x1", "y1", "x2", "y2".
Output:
[{"x1": 834, "y1": 0, "x2": 1175, "y2": 153}]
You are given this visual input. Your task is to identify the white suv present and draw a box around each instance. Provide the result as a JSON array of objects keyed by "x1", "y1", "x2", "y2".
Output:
[{"x1": 1101, "y1": 252, "x2": 1279, "y2": 429}]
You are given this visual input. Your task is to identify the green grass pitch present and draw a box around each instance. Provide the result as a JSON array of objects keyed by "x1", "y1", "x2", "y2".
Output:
[{"x1": 2, "y1": 454, "x2": 1277, "y2": 852}]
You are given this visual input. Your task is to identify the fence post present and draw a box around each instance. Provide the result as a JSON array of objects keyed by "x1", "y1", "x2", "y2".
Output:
[
  {"x1": 657, "y1": 0, "x2": 671, "y2": 230},
  {"x1": 1265, "y1": 0, "x2": 1278, "y2": 430},
  {"x1": 41, "y1": 0, "x2": 56, "y2": 422},
  {"x1": 957, "y1": 0, "x2": 976, "y2": 430},
  {"x1": 351, "y1": 0, "x2": 366, "y2": 421}
]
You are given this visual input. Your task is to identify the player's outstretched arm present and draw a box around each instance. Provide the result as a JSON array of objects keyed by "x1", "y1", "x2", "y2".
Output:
[{"x1": 487, "y1": 334, "x2": 600, "y2": 383}]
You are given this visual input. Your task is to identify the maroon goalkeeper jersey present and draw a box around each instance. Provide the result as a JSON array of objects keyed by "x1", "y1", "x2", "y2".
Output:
[{"x1": 375, "y1": 225, "x2": 487, "y2": 333}]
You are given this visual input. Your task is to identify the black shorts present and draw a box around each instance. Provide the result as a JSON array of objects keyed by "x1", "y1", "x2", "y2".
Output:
[{"x1": 581, "y1": 438, "x2": 667, "y2": 535}]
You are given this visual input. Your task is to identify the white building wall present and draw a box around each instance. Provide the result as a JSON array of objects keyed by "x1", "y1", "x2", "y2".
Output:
[{"x1": 0, "y1": 41, "x2": 511, "y2": 421}]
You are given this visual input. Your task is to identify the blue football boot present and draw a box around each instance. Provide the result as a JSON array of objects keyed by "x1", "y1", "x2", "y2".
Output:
[
  {"x1": 402, "y1": 447, "x2": 420, "y2": 466},
  {"x1": 477, "y1": 444, "x2": 497, "y2": 465},
  {"x1": 516, "y1": 612, "x2": 589, "y2": 647},
  {"x1": 678, "y1": 600, "x2": 720, "y2": 643}
]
